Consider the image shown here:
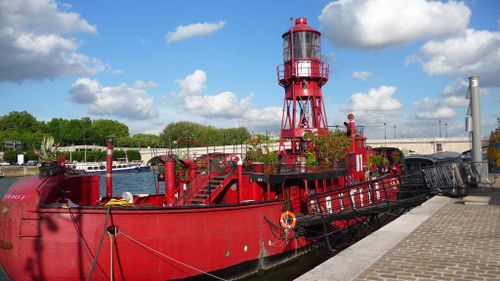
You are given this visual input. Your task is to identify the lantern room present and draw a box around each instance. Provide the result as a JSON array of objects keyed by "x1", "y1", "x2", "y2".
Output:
[
  {"x1": 279, "y1": 18, "x2": 328, "y2": 83},
  {"x1": 282, "y1": 18, "x2": 321, "y2": 61}
]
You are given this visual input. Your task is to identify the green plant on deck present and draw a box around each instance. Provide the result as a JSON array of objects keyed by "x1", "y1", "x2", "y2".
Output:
[
  {"x1": 263, "y1": 149, "x2": 278, "y2": 170},
  {"x1": 304, "y1": 150, "x2": 317, "y2": 167},
  {"x1": 391, "y1": 150, "x2": 401, "y2": 165},
  {"x1": 33, "y1": 135, "x2": 60, "y2": 162},
  {"x1": 175, "y1": 161, "x2": 189, "y2": 181},
  {"x1": 305, "y1": 129, "x2": 352, "y2": 168},
  {"x1": 245, "y1": 135, "x2": 278, "y2": 172},
  {"x1": 245, "y1": 135, "x2": 265, "y2": 163},
  {"x1": 366, "y1": 154, "x2": 383, "y2": 170}
]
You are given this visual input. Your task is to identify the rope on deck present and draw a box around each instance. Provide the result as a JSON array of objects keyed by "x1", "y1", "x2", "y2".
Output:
[
  {"x1": 119, "y1": 230, "x2": 228, "y2": 281},
  {"x1": 87, "y1": 206, "x2": 111, "y2": 281}
]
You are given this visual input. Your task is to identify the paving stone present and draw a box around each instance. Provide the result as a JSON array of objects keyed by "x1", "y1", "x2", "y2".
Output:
[{"x1": 354, "y1": 194, "x2": 500, "y2": 281}]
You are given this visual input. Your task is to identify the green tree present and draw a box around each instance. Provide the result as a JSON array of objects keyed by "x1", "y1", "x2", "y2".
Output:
[
  {"x1": 3, "y1": 150, "x2": 18, "y2": 164},
  {"x1": 117, "y1": 134, "x2": 158, "y2": 148},
  {"x1": 126, "y1": 150, "x2": 142, "y2": 161},
  {"x1": 45, "y1": 118, "x2": 68, "y2": 143},
  {"x1": 160, "y1": 121, "x2": 206, "y2": 147},
  {"x1": 160, "y1": 121, "x2": 250, "y2": 147},
  {"x1": 113, "y1": 150, "x2": 126, "y2": 160},
  {"x1": 0, "y1": 111, "x2": 41, "y2": 133},
  {"x1": 0, "y1": 111, "x2": 43, "y2": 151},
  {"x1": 131, "y1": 134, "x2": 160, "y2": 148},
  {"x1": 219, "y1": 127, "x2": 251, "y2": 145},
  {"x1": 91, "y1": 119, "x2": 130, "y2": 145}
]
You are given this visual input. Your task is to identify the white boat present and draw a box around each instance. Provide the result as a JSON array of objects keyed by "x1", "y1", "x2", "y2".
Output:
[{"x1": 66, "y1": 160, "x2": 150, "y2": 174}]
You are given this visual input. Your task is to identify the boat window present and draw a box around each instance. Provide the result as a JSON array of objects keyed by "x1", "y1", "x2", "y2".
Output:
[
  {"x1": 100, "y1": 166, "x2": 105, "y2": 169},
  {"x1": 112, "y1": 166, "x2": 116, "y2": 169}
]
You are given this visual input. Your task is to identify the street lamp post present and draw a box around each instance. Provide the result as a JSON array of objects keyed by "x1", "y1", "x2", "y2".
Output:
[
  {"x1": 445, "y1": 122, "x2": 448, "y2": 138},
  {"x1": 393, "y1": 125, "x2": 396, "y2": 138},
  {"x1": 438, "y1": 120, "x2": 442, "y2": 137},
  {"x1": 384, "y1": 122, "x2": 387, "y2": 139}
]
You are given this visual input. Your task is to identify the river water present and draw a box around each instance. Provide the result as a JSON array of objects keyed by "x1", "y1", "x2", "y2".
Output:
[{"x1": 0, "y1": 173, "x2": 390, "y2": 281}]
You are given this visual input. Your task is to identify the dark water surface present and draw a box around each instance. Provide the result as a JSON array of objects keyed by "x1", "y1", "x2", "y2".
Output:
[{"x1": 0, "y1": 174, "x2": 392, "y2": 281}]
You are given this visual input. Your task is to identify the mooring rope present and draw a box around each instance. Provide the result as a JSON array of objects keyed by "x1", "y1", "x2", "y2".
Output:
[
  {"x1": 86, "y1": 206, "x2": 111, "y2": 281},
  {"x1": 119, "y1": 231, "x2": 228, "y2": 281},
  {"x1": 108, "y1": 232, "x2": 114, "y2": 281}
]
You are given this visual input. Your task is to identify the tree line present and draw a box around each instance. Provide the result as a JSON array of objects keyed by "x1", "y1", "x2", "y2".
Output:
[{"x1": 0, "y1": 111, "x2": 252, "y2": 161}]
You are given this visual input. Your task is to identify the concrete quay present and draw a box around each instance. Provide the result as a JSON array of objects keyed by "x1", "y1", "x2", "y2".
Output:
[
  {"x1": 0, "y1": 166, "x2": 38, "y2": 177},
  {"x1": 296, "y1": 175, "x2": 500, "y2": 281}
]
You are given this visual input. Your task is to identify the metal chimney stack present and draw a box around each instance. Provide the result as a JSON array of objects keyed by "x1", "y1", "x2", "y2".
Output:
[{"x1": 467, "y1": 76, "x2": 483, "y2": 181}]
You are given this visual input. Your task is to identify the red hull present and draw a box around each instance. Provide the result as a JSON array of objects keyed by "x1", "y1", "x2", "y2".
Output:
[{"x1": 0, "y1": 177, "x2": 308, "y2": 281}]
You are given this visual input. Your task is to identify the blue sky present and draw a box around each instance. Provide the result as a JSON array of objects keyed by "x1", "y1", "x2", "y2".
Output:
[{"x1": 0, "y1": 0, "x2": 499, "y2": 139}]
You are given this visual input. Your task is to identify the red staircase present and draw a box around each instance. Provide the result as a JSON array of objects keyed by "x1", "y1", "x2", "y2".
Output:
[{"x1": 189, "y1": 174, "x2": 228, "y2": 204}]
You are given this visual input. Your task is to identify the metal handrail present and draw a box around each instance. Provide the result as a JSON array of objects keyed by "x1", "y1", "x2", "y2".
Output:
[
  {"x1": 307, "y1": 176, "x2": 400, "y2": 215},
  {"x1": 277, "y1": 61, "x2": 329, "y2": 82}
]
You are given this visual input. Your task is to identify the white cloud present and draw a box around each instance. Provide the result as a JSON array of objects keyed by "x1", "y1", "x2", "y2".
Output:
[
  {"x1": 0, "y1": 0, "x2": 107, "y2": 82},
  {"x1": 69, "y1": 78, "x2": 158, "y2": 120},
  {"x1": 413, "y1": 97, "x2": 438, "y2": 110},
  {"x1": 350, "y1": 86, "x2": 402, "y2": 111},
  {"x1": 174, "y1": 70, "x2": 281, "y2": 127},
  {"x1": 415, "y1": 28, "x2": 500, "y2": 87},
  {"x1": 319, "y1": 0, "x2": 470, "y2": 49},
  {"x1": 352, "y1": 71, "x2": 373, "y2": 81},
  {"x1": 442, "y1": 79, "x2": 468, "y2": 96},
  {"x1": 413, "y1": 81, "x2": 468, "y2": 121},
  {"x1": 165, "y1": 21, "x2": 226, "y2": 44},
  {"x1": 112, "y1": 69, "x2": 124, "y2": 75},
  {"x1": 442, "y1": 96, "x2": 468, "y2": 107},
  {"x1": 176, "y1": 70, "x2": 206, "y2": 96},
  {"x1": 183, "y1": 91, "x2": 251, "y2": 118},
  {"x1": 413, "y1": 94, "x2": 468, "y2": 110},
  {"x1": 134, "y1": 80, "x2": 158, "y2": 90},
  {"x1": 345, "y1": 86, "x2": 403, "y2": 125},
  {"x1": 416, "y1": 106, "x2": 456, "y2": 119}
]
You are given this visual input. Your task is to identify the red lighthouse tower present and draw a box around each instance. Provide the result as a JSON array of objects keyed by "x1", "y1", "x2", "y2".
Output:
[{"x1": 277, "y1": 18, "x2": 329, "y2": 159}]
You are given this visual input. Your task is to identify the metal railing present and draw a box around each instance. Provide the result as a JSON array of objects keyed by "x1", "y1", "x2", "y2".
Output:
[
  {"x1": 277, "y1": 60, "x2": 329, "y2": 83},
  {"x1": 422, "y1": 162, "x2": 468, "y2": 196},
  {"x1": 306, "y1": 175, "x2": 403, "y2": 215}
]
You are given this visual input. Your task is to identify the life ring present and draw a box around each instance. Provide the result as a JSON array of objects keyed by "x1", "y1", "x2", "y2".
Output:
[
  {"x1": 390, "y1": 177, "x2": 400, "y2": 186},
  {"x1": 279, "y1": 211, "x2": 297, "y2": 229}
]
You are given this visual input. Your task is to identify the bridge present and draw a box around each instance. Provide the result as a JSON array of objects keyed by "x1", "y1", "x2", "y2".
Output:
[
  {"x1": 133, "y1": 137, "x2": 472, "y2": 163},
  {"x1": 58, "y1": 137, "x2": 472, "y2": 163}
]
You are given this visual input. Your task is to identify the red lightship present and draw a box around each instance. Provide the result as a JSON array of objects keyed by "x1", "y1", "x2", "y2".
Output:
[{"x1": 0, "y1": 18, "x2": 426, "y2": 281}]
